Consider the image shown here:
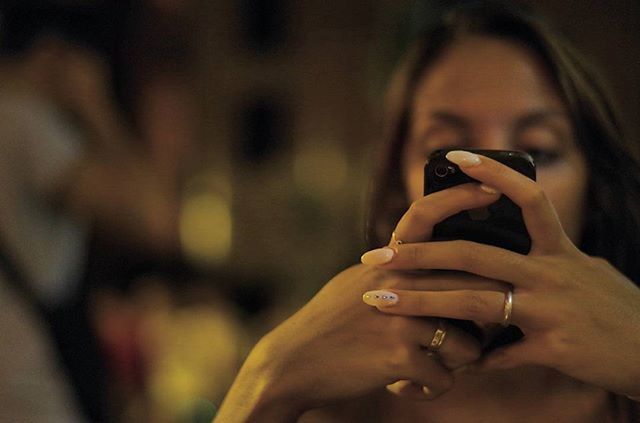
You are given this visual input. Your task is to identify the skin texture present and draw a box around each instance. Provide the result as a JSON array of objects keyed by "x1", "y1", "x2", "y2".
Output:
[
  {"x1": 215, "y1": 36, "x2": 640, "y2": 422},
  {"x1": 371, "y1": 37, "x2": 640, "y2": 418},
  {"x1": 402, "y1": 36, "x2": 587, "y2": 243}
]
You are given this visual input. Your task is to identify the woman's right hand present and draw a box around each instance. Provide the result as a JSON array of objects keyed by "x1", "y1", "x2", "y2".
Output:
[
  {"x1": 215, "y1": 183, "x2": 503, "y2": 422},
  {"x1": 214, "y1": 264, "x2": 483, "y2": 422}
]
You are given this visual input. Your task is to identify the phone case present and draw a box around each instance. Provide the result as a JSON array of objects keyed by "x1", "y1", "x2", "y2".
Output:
[
  {"x1": 423, "y1": 149, "x2": 536, "y2": 350},
  {"x1": 424, "y1": 149, "x2": 535, "y2": 254}
]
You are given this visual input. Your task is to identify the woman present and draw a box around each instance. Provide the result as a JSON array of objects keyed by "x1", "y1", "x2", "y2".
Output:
[{"x1": 215, "y1": 2, "x2": 640, "y2": 421}]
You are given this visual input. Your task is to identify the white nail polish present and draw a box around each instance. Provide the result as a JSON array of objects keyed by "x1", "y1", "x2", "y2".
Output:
[
  {"x1": 479, "y1": 184, "x2": 499, "y2": 194},
  {"x1": 361, "y1": 247, "x2": 395, "y2": 265},
  {"x1": 422, "y1": 385, "x2": 433, "y2": 398},
  {"x1": 362, "y1": 290, "x2": 399, "y2": 307},
  {"x1": 446, "y1": 150, "x2": 482, "y2": 167}
]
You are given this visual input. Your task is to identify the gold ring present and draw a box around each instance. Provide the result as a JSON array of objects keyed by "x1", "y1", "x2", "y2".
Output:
[
  {"x1": 502, "y1": 289, "x2": 513, "y2": 327},
  {"x1": 391, "y1": 231, "x2": 403, "y2": 252},
  {"x1": 428, "y1": 320, "x2": 447, "y2": 352},
  {"x1": 391, "y1": 231, "x2": 403, "y2": 245}
]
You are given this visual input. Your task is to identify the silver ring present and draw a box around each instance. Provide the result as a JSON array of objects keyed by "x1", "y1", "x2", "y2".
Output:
[{"x1": 502, "y1": 289, "x2": 513, "y2": 327}]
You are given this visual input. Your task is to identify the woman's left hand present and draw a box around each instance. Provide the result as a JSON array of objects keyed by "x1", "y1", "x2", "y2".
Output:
[{"x1": 363, "y1": 151, "x2": 640, "y2": 398}]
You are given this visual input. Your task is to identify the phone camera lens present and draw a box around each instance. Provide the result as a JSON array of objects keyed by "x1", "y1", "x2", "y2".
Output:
[{"x1": 434, "y1": 165, "x2": 450, "y2": 178}]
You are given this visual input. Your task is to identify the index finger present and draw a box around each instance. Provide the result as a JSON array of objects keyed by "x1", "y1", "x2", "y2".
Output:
[
  {"x1": 445, "y1": 151, "x2": 567, "y2": 253},
  {"x1": 392, "y1": 183, "x2": 501, "y2": 245}
]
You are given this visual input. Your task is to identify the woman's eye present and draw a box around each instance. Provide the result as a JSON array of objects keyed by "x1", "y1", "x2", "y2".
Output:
[
  {"x1": 418, "y1": 138, "x2": 467, "y2": 159},
  {"x1": 525, "y1": 148, "x2": 561, "y2": 166}
]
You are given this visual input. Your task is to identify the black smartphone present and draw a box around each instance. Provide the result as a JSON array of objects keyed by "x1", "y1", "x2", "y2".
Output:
[{"x1": 424, "y1": 149, "x2": 536, "y2": 350}]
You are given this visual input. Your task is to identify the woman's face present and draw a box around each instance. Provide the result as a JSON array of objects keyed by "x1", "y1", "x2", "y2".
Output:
[{"x1": 402, "y1": 36, "x2": 587, "y2": 243}]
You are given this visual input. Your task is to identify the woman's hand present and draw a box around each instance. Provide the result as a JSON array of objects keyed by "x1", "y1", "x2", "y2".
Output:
[
  {"x1": 362, "y1": 150, "x2": 640, "y2": 398},
  {"x1": 214, "y1": 264, "x2": 484, "y2": 422}
]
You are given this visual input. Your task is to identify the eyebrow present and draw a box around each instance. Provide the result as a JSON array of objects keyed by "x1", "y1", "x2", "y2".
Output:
[
  {"x1": 513, "y1": 110, "x2": 570, "y2": 132},
  {"x1": 428, "y1": 109, "x2": 570, "y2": 131},
  {"x1": 429, "y1": 111, "x2": 470, "y2": 130}
]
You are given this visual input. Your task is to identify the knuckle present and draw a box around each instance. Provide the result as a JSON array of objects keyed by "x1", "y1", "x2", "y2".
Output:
[
  {"x1": 407, "y1": 200, "x2": 421, "y2": 216},
  {"x1": 402, "y1": 276, "x2": 421, "y2": 291},
  {"x1": 461, "y1": 291, "x2": 490, "y2": 318},
  {"x1": 522, "y1": 186, "x2": 548, "y2": 210},
  {"x1": 405, "y1": 202, "x2": 426, "y2": 228},
  {"x1": 500, "y1": 249, "x2": 524, "y2": 269},
  {"x1": 414, "y1": 294, "x2": 431, "y2": 314},
  {"x1": 547, "y1": 270, "x2": 571, "y2": 290},
  {"x1": 456, "y1": 244, "x2": 480, "y2": 270},
  {"x1": 444, "y1": 344, "x2": 481, "y2": 369},
  {"x1": 385, "y1": 344, "x2": 415, "y2": 370},
  {"x1": 386, "y1": 317, "x2": 421, "y2": 346},
  {"x1": 383, "y1": 275, "x2": 405, "y2": 289},
  {"x1": 408, "y1": 244, "x2": 423, "y2": 265},
  {"x1": 462, "y1": 343, "x2": 482, "y2": 363},
  {"x1": 408, "y1": 199, "x2": 438, "y2": 224},
  {"x1": 387, "y1": 316, "x2": 411, "y2": 333},
  {"x1": 543, "y1": 331, "x2": 573, "y2": 363},
  {"x1": 358, "y1": 266, "x2": 384, "y2": 289}
]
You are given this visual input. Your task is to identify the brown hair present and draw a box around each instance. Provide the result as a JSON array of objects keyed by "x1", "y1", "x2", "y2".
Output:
[{"x1": 366, "y1": 1, "x2": 640, "y2": 282}]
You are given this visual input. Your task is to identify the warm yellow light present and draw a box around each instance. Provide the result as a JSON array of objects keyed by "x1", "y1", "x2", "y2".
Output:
[{"x1": 180, "y1": 192, "x2": 232, "y2": 266}]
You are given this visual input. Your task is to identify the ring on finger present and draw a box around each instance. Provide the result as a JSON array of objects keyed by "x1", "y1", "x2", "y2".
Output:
[
  {"x1": 427, "y1": 320, "x2": 448, "y2": 352},
  {"x1": 501, "y1": 289, "x2": 514, "y2": 327},
  {"x1": 391, "y1": 231, "x2": 403, "y2": 252}
]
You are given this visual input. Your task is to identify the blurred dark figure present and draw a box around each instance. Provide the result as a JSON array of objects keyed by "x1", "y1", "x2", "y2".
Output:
[{"x1": 0, "y1": 1, "x2": 181, "y2": 421}]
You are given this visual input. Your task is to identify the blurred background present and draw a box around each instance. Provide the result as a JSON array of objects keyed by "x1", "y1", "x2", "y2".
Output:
[{"x1": 0, "y1": 0, "x2": 637, "y2": 422}]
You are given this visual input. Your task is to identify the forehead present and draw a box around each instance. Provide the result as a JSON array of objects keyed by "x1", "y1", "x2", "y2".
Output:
[{"x1": 412, "y1": 36, "x2": 565, "y2": 120}]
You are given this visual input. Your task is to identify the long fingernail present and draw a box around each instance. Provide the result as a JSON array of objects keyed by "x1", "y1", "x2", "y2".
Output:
[
  {"x1": 479, "y1": 184, "x2": 499, "y2": 194},
  {"x1": 361, "y1": 247, "x2": 395, "y2": 265},
  {"x1": 446, "y1": 150, "x2": 481, "y2": 167},
  {"x1": 362, "y1": 290, "x2": 398, "y2": 307},
  {"x1": 422, "y1": 385, "x2": 434, "y2": 398}
]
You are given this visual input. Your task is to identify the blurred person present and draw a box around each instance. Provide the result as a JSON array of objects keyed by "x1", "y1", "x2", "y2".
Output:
[
  {"x1": 0, "y1": 262, "x2": 84, "y2": 422},
  {"x1": 215, "y1": 2, "x2": 640, "y2": 421},
  {"x1": 0, "y1": 2, "x2": 181, "y2": 421}
]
